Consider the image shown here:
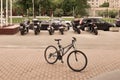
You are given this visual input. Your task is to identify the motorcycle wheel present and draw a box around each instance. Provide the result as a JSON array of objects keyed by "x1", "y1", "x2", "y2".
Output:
[
  {"x1": 61, "y1": 31, "x2": 64, "y2": 35},
  {"x1": 77, "y1": 29, "x2": 81, "y2": 34},
  {"x1": 49, "y1": 31, "x2": 52, "y2": 35},
  {"x1": 67, "y1": 26, "x2": 70, "y2": 30},
  {"x1": 60, "y1": 30, "x2": 64, "y2": 35},
  {"x1": 27, "y1": 28, "x2": 29, "y2": 33},
  {"x1": 20, "y1": 31, "x2": 24, "y2": 35},
  {"x1": 94, "y1": 29, "x2": 98, "y2": 35},
  {"x1": 35, "y1": 30, "x2": 38, "y2": 35}
]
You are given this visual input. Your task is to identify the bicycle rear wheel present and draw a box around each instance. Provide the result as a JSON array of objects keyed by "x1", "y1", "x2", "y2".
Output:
[
  {"x1": 44, "y1": 45, "x2": 58, "y2": 64},
  {"x1": 67, "y1": 50, "x2": 88, "y2": 72}
]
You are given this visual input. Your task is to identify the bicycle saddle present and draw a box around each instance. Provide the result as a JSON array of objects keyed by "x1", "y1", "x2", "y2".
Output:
[{"x1": 55, "y1": 39, "x2": 61, "y2": 41}]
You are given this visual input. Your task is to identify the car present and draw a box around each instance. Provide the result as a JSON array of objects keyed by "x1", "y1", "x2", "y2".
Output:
[
  {"x1": 40, "y1": 20, "x2": 50, "y2": 30},
  {"x1": 80, "y1": 18, "x2": 114, "y2": 31},
  {"x1": 115, "y1": 18, "x2": 120, "y2": 27}
]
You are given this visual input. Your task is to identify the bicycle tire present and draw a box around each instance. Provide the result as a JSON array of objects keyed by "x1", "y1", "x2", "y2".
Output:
[
  {"x1": 44, "y1": 45, "x2": 58, "y2": 64},
  {"x1": 67, "y1": 50, "x2": 88, "y2": 72}
]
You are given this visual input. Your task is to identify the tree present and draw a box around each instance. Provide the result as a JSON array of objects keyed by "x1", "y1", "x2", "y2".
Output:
[
  {"x1": 15, "y1": 0, "x2": 32, "y2": 16},
  {"x1": 99, "y1": 2, "x2": 109, "y2": 7},
  {"x1": 13, "y1": 0, "x2": 90, "y2": 17},
  {"x1": 36, "y1": 0, "x2": 51, "y2": 16},
  {"x1": 74, "y1": 0, "x2": 90, "y2": 17},
  {"x1": 98, "y1": 10, "x2": 118, "y2": 18},
  {"x1": 62, "y1": 0, "x2": 75, "y2": 16},
  {"x1": 109, "y1": 10, "x2": 118, "y2": 18},
  {"x1": 54, "y1": 8, "x2": 63, "y2": 17},
  {"x1": 98, "y1": 10, "x2": 109, "y2": 17}
]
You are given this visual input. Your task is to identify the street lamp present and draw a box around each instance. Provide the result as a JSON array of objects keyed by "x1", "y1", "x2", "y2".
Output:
[
  {"x1": 32, "y1": 0, "x2": 35, "y2": 18},
  {"x1": 1, "y1": 0, "x2": 3, "y2": 28},
  {"x1": 10, "y1": 0, "x2": 13, "y2": 25},
  {"x1": 6, "y1": 0, "x2": 8, "y2": 26}
]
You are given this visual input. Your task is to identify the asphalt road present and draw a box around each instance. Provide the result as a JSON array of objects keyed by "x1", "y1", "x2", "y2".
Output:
[{"x1": 0, "y1": 29, "x2": 120, "y2": 50}]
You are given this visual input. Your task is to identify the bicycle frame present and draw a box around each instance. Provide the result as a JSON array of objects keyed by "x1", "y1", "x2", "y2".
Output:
[{"x1": 57, "y1": 42, "x2": 76, "y2": 57}]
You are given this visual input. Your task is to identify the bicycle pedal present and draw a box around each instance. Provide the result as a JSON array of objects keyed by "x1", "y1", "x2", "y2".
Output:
[{"x1": 58, "y1": 56, "x2": 62, "y2": 60}]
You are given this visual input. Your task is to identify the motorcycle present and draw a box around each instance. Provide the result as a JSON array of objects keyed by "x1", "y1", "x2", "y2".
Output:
[
  {"x1": 32, "y1": 19, "x2": 41, "y2": 35},
  {"x1": 71, "y1": 20, "x2": 81, "y2": 34},
  {"x1": 19, "y1": 20, "x2": 30, "y2": 35},
  {"x1": 58, "y1": 25, "x2": 65, "y2": 35},
  {"x1": 47, "y1": 23, "x2": 54, "y2": 35},
  {"x1": 85, "y1": 22, "x2": 98, "y2": 35},
  {"x1": 58, "y1": 22, "x2": 65, "y2": 35},
  {"x1": 51, "y1": 21, "x2": 65, "y2": 35}
]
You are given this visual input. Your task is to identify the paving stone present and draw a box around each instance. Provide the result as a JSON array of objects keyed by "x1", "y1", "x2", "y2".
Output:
[{"x1": 0, "y1": 30, "x2": 120, "y2": 80}]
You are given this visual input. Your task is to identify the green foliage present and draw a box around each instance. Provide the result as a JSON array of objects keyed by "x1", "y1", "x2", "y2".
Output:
[
  {"x1": 109, "y1": 10, "x2": 118, "y2": 18},
  {"x1": 74, "y1": 0, "x2": 90, "y2": 17},
  {"x1": 99, "y1": 2, "x2": 109, "y2": 7},
  {"x1": 62, "y1": 0, "x2": 75, "y2": 16},
  {"x1": 98, "y1": 10, "x2": 109, "y2": 17},
  {"x1": 98, "y1": 9, "x2": 118, "y2": 18},
  {"x1": 54, "y1": 8, "x2": 64, "y2": 17},
  {"x1": 11, "y1": 0, "x2": 89, "y2": 17}
]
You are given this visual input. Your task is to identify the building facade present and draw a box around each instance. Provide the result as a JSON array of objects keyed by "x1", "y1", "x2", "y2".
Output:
[
  {"x1": 88, "y1": 0, "x2": 109, "y2": 8},
  {"x1": 88, "y1": 0, "x2": 120, "y2": 8},
  {"x1": 88, "y1": 0, "x2": 120, "y2": 17},
  {"x1": 109, "y1": 0, "x2": 120, "y2": 8}
]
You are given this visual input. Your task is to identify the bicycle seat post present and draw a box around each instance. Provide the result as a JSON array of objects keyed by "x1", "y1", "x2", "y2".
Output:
[
  {"x1": 55, "y1": 39, "x2": 62, "y2": 48},
  {"x1": 57, "y1": 41, "x2": 60, "y2": 45}
]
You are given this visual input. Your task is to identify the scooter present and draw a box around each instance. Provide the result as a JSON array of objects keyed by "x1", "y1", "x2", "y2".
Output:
[
  {"x1": 32, "y1": 19, "x2": 41, "y2": 35},
  {"x1": 19, "y1": 20, "x2": 30, "y2": 35}
]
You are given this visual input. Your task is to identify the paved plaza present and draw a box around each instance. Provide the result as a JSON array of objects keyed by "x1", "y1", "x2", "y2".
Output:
[{"x1": 0, "y1": 29, "x2": 120, "y2": 80}]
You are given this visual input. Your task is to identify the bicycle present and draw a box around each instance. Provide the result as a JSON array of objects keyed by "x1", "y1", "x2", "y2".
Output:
[{"x1": 44, "y1": 37, "x2": 88, "y2": 72}]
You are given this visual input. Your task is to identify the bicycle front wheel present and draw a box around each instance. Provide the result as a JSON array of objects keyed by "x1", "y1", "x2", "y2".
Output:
[
  {"x1": 67, "y1": 50, "x2": 88, "y2": 72},
  {"x1": 44, "y1": 45, "x2": 58, "y2": 64}
]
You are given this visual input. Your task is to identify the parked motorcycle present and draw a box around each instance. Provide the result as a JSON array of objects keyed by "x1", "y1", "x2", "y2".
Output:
[
  {"x1": 47, "y1": 23, "x2": 54, "y2": 35},
  {"x1": 51, "y1": 21, "x2": 65, "y2": 35},
  {"x1": 71, "y1": 20, "x2": 81, "y2": 34},
  {"x1": 59, "y1": 25, "x2": 65, "y2": 35},
  {"x1": 19, "y1": 20, "x2": 30, "y2": 35},
  {"x1": 32, "y1": 19, "x2": 41, "y2": 35},
  {"x1": 85, "y1": 22, "x2": 98, "y2": 35}
]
